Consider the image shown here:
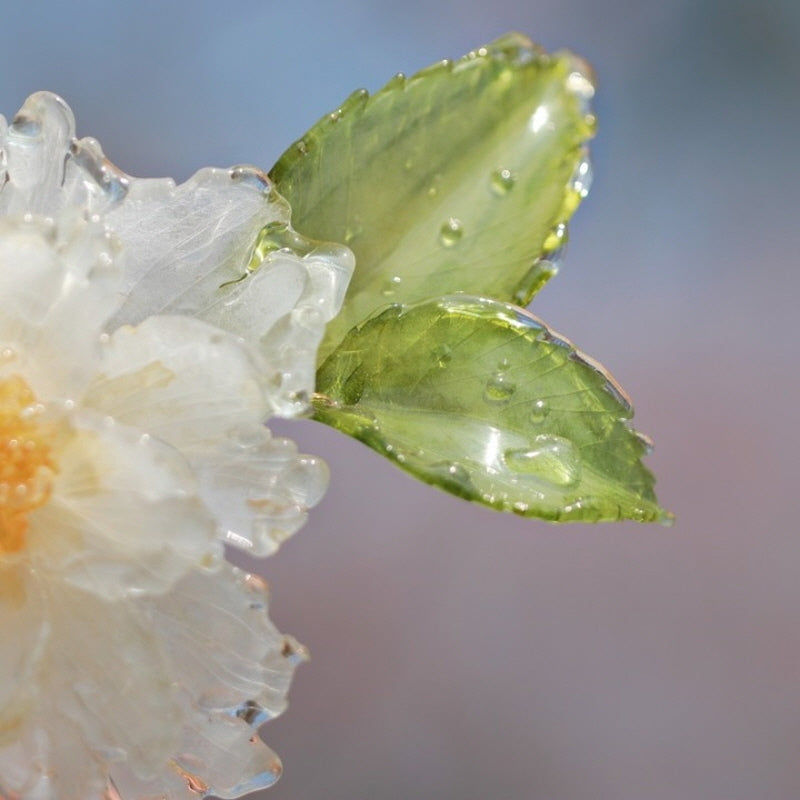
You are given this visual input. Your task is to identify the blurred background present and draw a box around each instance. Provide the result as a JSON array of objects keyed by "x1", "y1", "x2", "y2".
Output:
[{"x1": 3, "y1": 1, "x2": 799, "y2": 798}]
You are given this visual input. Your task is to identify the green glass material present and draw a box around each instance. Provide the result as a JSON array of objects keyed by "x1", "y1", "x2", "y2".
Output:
[
  {"x1": 313, "y1": 296, "x2": 670, "y2": 524},
  {"x1": 269, "y1": 32, "x2": 596, "y2": 359},
  {"x1": 268, "y1": 32, "x2": 668, "y2": 522}
]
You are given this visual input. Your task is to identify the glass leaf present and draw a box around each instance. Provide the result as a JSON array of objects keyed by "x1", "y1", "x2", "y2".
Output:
[
  {"x1": 313, "y1": 295, "x2": 670, "y2": 524},
  {"x1": 269, "y1": 32, "x2": 596, "y2": 359}
]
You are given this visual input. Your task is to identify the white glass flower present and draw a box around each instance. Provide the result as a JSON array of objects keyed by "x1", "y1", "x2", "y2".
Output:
[{"x1": 0, "y1": 93, "x2": 354, "y2": 799}]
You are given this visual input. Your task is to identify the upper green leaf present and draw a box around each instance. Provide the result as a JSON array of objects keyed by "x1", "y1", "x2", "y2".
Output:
[
  {"x1": 313, "y1": 295, "x2": 670, "y2": 524},
  {"x1": 269, "y1": 32, "x2": 596, "y2": 359}
]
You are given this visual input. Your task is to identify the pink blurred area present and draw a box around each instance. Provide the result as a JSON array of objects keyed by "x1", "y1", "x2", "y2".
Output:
[{"x1": 4, "y1": 1, "x2": 799, "y2": 798}]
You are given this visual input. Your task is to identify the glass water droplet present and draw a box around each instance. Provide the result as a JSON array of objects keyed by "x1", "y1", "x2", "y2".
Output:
[
  {"x1": 427, "y1": 172, "x2": 443, "y2": 198},
  {"x1": 439, "y1": 217, "x2": 464, "y2": 247},
  {"x1": 542, "y1": 223, "x2": 567, "y2": 253},
  {"x1": 503, "y1": 435, "x2": 581, "y2": 487},
  {"x1": 529, "y1": 399, "x2": 549, "y2": 423},
  {"x1": 69, "y1": 139, "x2": 130, "y2": 203},
  {"x1": 566, "y1": 69, "x2": 596, "y2": 100},
  {"x1": 252, "y1": 220, "x2": 320, "y2": 262},
  {"x1": 432, "y1": 344, "x2": 452, "y2": 367},
  {"x1": 490, "y1": 168, "x2": 516, "y2": 195},
  {"x1": 484, "y1": 373, "x2": 516, "y2": 404},
  {"x1": 531, "y1": 259, "x2": 559, "y2": 290},
  {"x1": 381, "y1": 275, "x2": 402, "y2": 297},
  {"x1": 570, "y1": 157, "x2": 593, "y2": 199},
  {"x1": 429, "y1": 461, "x2": 472, "y2": 489},
  {"x1": 230, "y1": 165, "x2": 272, "y2": 195},
  {"x1": 514, "y1": 256, "x2": 562, "y2": 305}
]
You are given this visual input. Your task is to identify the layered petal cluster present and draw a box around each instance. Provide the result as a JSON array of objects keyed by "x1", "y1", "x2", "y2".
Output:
[{"x1": 0, "y1": 93, "x2": 353, "y2": 799}]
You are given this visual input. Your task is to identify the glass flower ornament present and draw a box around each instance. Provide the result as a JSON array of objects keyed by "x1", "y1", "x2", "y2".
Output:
[
  {"x1": 0, "y1": 92, "x2": 353, "y2": 799},
  {"x1": 0, "y1": 30, "x2": 671, "y2": 800}
]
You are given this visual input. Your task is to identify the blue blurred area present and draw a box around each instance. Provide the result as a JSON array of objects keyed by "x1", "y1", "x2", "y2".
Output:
[{"x1": 3, "y1": 2, "x2": 799, "y2": 798}]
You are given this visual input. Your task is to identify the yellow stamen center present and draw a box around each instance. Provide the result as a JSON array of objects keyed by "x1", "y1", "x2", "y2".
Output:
[{"x1": 0, "y1": 375, "x2": 56, "y2": 555}]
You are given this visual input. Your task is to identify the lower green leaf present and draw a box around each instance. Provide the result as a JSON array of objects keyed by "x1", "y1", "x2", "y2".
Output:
[{"x1": 313, "y1": 295, "x2": 671, "y2": 524}]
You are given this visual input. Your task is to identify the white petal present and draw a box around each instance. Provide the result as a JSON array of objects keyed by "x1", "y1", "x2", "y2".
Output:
[
  {"x1": 35, "y1": 584, "x2": 182, "y2": 790},
  {"x1": 82, "y1": 315, "x2": 327, "y2": 554},
  {"x1": 108, "y1": 564, "x2": 303, "y2": 799},
  {"x1": 0, "y1": 91, "x2": 355, "y2": 417},
  {"x1": 0, "y1": 724, "x2": 89, "y2": 800},
  {"x1": 194, "y1": 423, "x2": 329, "y2": 556},
  {"x1": 0, "y1": 93, "x2": 77, "y2": 218},
  {"x1": 0, "y1": 214, "x2": 120, "y2": 399},
  {"x1": 85, "y1": 315, "x2": 269, "y2": 447},
  {"x1": 0, "y1": 585, "x2": 183, "y2": 800},
  {"x1": 105, "y1": 166, "x2": 286, "y2": 325},
  {"x1": 151, "y1": 565, "x2": 303, "y2": 717},
  {"x1": 0, "y1": 566, "x2": 301, "y2": 799},
  {"x1": 173, "y1": 712, "x2": 284, "y2": 799},
  {"x1": 103, "y1": 172, "x2": 354, "y2": 417},
  {"x1": 200, "y1": 245, "x2": 354, "y2": 417},
  {"x1": 29, "y1": 413, "x2": 221, "y2": 599},
  {"x1": 0, "y1": 567, "x2": 47, "y2": 733}
]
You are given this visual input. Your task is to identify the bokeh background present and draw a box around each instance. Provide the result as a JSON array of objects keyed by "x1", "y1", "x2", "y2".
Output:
[{"x1": 3, "y1": 1, "x2": 799, "y2": 798}]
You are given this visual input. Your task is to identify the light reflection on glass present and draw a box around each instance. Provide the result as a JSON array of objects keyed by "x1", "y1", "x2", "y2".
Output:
[{"x1": 530, "y1": 105, "x2": 549, "y2": 133}]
